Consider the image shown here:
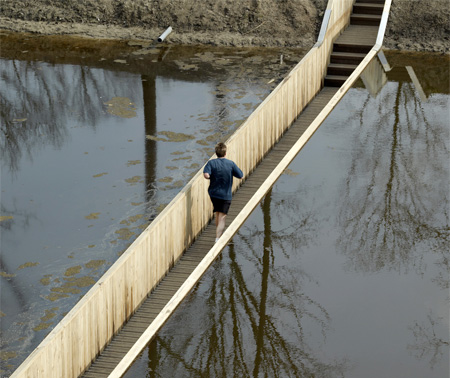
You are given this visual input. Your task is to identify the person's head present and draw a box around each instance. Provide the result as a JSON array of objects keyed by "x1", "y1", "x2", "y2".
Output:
[{"x1": 215, "y1": 142, "x2": 227, "y2": 158}]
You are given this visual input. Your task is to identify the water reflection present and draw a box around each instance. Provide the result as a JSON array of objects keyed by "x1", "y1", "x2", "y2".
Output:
[
  {"x1": 0, "y1": 59, "x2": 139, "y2": 174},
  {"x1": 337, "y1": 75, "x2": 449, "y2": 275},
  {"x1": 124, "y1": 51, "x2": 449, "y2": 378},
  {"x1": 142, "y1": 74, "x2": 157, "y2": 204},
  {"x1": 0, "y1": 32, "x2": 305, "y2": 374},
  {"x1": 337, "y1": 54, "x2": 449, "y2": 374},
  {"x1": 408, "y1": 310, "x2": 450, "y2": 369},
  {"x1": 360, "y1": 56, "x2": 387, "y2": 97},
  {"x1": 139, "y1": 190, "x2": 347, "y2": 378}
]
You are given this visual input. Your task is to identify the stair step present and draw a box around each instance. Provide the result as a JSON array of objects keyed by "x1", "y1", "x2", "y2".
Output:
[
  {"x1": 327, "y1": 63, "x2": 358, "y2": 76},
  {"x1": 324, "y1": 75, "x2": 349, "y2": 87},
  {"x1": 330, "y1": 51, "x2": 366, "y2": 64},
  {"x1": 351, "y1": 13, "x2": 382, "y2": 26},
  {"x1": 353, "y1": 3, "x2": 384, "y2": 15},
  {"x1": 333, "y1": 42, "x2": 373, "y2": 54}
]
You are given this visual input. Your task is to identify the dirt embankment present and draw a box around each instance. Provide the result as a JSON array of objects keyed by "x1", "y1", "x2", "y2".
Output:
[{"x1": 0, "y1": 0, "x2": 448, "y2": 52}]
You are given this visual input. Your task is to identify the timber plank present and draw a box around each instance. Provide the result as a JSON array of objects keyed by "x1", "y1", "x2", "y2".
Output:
[
  {"x1": 123, "y1": 325, "x2": 149, "y2": 334},
  {"x1": 113, "y1": 332, "x2": 141, "y2": 340},
  {"x1": 138, "y1": 305, "x2": 164, "y2": 313},
  {"x1": 112, "y1": 334, "x2": 140, "y2": 343},
  {"x1": 107, "y1": 344, "x2": 134, "y2": 352},
  {"x1": 143, "y1": 293, "x2": 170, "y2": 302},
  {"x1": 100, "y1": 351, "x2": 128, "y2": 359},
  {"x1": 106, "y1": 346, "x2": 134, "y2": 354},
  {"x1": 141, "y1": 298, "x2": 169, "y2": 307},
  {"x1": 89, "y1": 359, "x2": 121, "y2": 367},
  {"x1": 110, "y1": 331, "x2": 138, "y2": 342},
  {"x1": 162, "y1": 275, "x2": 190, "y2": 284},
  {"x1": 168, "y1": 269, "x2": 194, "y2": 277},
  {"x1": 125, "y1": 320, "x2": 150, "y2": 328},
  {"x1": 139, "y1": 300, "x2": 166, "y2": 308},
  {"x1": 91, "y1": 357, "x2": 121, "y2": 365},
  {"x1": 139, "y1": 305, "x2": 168, "y2": 314},
  {"x1": 120, "y1": 330, "x2": 146, "y2": 338},
  {"x1": 86, "y1": 361, "x2": 118, "y2": 368},
  {"x1": 85, "y1": 369, "x2": 113, "y2": 376},
  {"x1": 139, "y1": 304, "x2": 165, "y2": 312},
  {"x1": 128, "y1": 316, "x2": 154, "y2": 324},
  {"x1": 83, "y1": 372, "x2": 109, "y2": 378},
  {"x1": 108, "y1": 338, "x2": 135, "y2": 346},
  {"x1": 128, "y1": 312, "x2": 158, "y2": 324},
  {"x1": 85, "y1": 368, "x2": 114, "y2": 375},
  {"x1": 180, "y1": 255, "x2": 206, "y2": 262},
  {"x1": 165, "y1": 268, "x2": 192, "y2": 276}
]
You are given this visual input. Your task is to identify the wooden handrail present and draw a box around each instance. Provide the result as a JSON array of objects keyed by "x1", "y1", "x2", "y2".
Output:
[
  {"x1": 376, "y1": 0, "x2": 393, "y2": 47},
  {"x1": 315, "y1": 8, "x2": 333, "y2": 47}
]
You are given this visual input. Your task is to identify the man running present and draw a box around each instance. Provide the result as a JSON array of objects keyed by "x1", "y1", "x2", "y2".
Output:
[{"x1": 203, "y1": 142, "x2": 243, "y2": 242}]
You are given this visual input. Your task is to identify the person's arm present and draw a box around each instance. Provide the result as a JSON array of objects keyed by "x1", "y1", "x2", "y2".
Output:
[
  {"x1": 232, "y1": 162, "x2": 243, "y2": 179},
  {"x1": 203, "y1": 161, "x2": 211, "y2": 180}
]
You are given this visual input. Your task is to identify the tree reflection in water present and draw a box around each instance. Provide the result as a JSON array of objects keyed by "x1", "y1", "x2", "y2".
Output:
[
  {"x1": 1, "y1": 40, "x2": 306, "y2": 373},
  {"x1": 141, "y1": 190, "x2": 348, "y2": 378},
  {"x1": 0, "y1": 59, "x2": 138, "y2": 174},
  {"x1": 408, "y1": 310, "x2": 450, "y2": 369},
  {"x1": 337, "y1": 79, "x2": 449, "y2": 276},
  {"x1": 336, "y1": 64, "x2": 449, "y2": 370}
]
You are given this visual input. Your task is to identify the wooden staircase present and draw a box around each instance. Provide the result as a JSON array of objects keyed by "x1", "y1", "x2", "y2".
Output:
[{"x1": 325, "y1": 0, "x2": 383, "y2": 87}]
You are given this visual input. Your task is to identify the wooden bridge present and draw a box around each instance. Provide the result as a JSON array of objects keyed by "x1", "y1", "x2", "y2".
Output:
[{"x1": 11, "y1": 1, "x2": 392, "y2": 377}]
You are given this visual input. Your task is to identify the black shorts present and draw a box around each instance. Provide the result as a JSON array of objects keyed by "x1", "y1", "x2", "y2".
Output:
[{"x1": 210, "y1": 197, "x2": 232, "y2": 214}]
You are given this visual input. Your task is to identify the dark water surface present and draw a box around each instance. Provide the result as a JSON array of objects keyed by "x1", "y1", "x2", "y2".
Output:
[
  {"x1": 123, "y1": 52, "x2": 450, "y2": 378},
  {"x1": 0, "y1": 32, "x2": 448, "y2": 377},
  {"x1": 0, "y1": 32, "x2": 304, "y2": 375}
]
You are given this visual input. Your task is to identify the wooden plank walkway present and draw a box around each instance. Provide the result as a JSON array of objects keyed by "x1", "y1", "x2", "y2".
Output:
[
  {"x1": 7, "y1": 2, "x2": 392, "y2": 377},
  {"x1": 335, "y1": 25, "x2": 378, "y2": 48},
  {"x1": 81, "y1": 4, "x2": 383, "y2": 376},
  {"x1": 81, "y1": 86, "x2": 338, "y2": 378}
]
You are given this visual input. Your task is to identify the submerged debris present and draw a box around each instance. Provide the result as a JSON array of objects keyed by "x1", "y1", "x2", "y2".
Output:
[
  {"x1": 93, "y1": 172, "x2": 108, "y2": 178},
  {"x1": 85, "y1": 212, "x2": 101, "y2": 220},
  {"x1": 104, "y1": 97, "x2": 137, "y2": 118},
  {"x1": 17, "y1": 262, "x2": 39, "y2": 270},
  {"x1": 85, "y1": 260, "x2": 106, "y2": 270},
  {"x1": 64, "y1": 266, "x2": 81, "y2": 277},
  {"x1": 115, "y1": 228, "x2": 136, "y2": 240},
  {"x1": 146, "y1": 131, "x2": 195, "y2": 142}
]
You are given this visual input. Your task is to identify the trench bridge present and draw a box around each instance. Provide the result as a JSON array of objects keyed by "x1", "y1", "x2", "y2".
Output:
[{"x1": 12, "y1": 1, "x2": 392, "y2": 377}]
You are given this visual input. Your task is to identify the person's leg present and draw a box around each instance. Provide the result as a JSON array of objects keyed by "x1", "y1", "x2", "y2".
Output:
[{"x1": 215, "y1": 212, "x2": 227, "y2": 240}]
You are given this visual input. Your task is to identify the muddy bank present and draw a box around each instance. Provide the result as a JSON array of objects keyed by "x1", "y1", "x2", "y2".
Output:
[{"x1": 0, "y1": 1, "x2": 448, "y2": 51}]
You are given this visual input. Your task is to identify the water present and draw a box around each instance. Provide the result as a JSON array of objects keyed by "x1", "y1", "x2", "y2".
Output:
[
  {"x1": 123, "y1": 51, "x2": 450, "y2": 378},
  {"x1": 1, "y1": 32, "x2": 448, "y2": 377},
  {"x1": 0, "y1": 31, "x2": 304, "y2": 375}
]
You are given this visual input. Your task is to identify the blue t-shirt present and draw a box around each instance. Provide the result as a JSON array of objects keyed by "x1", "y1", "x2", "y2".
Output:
[{"x1": 203, "y1": 158, "x2": 243, "y2": 200}]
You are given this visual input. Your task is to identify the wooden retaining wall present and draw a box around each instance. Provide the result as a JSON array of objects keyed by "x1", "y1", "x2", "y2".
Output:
[{"x1": 11, "y1": 1, "x2": 356, "y2": 377}]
